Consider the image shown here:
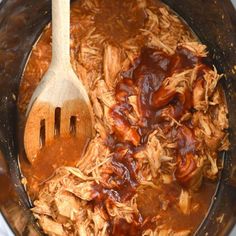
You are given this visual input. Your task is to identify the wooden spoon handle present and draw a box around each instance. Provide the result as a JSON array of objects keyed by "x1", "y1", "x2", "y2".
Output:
[{"x1": 51, "y1": 0, "x2": 70, "y2": 68}]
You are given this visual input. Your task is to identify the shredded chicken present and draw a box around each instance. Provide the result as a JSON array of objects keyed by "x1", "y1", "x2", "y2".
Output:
[
  {"x1": 179, "y1": 190, "x2": 191, "y2": 215},
  {"x1": 19, "y1": 0, "x2": 229, "y2": 235},
  {"x1": 103, "y1": 44, "x2": 123, "y2": 89}
]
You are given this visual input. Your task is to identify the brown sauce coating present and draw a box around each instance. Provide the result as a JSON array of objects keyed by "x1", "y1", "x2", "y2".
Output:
[{"x1": 121, "y1": 47, "x2": 198, "y2": 122}]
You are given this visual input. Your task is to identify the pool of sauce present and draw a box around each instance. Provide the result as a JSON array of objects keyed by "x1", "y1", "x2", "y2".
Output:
[{"x1": 19, "y1": 135, "x2": 86, "y2": 199}]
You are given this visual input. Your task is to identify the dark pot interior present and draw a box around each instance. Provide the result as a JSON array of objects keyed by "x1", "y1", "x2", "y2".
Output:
[{"x1": 0, "y1": 0, "x2": 235, "y2": 235}]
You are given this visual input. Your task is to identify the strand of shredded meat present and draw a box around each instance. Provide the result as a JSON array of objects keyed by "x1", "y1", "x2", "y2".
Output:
[{"x1": 19, "y1": 0, "x2": 229, "y2": 235}]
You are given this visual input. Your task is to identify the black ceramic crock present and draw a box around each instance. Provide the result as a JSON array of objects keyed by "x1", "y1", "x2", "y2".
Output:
[{"x1": 0, "y1": 0, "x2": 235, "y2": 235}]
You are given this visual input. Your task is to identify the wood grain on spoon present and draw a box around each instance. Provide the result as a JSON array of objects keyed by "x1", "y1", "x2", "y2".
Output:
[{"x1": 24, "y1": 0, "x2": 93, "y2": 163}]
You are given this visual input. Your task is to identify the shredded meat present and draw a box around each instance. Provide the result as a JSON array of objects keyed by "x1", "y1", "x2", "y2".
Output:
[{"x1": 19, "y1": 0, "x2": 229, "y2": 235}]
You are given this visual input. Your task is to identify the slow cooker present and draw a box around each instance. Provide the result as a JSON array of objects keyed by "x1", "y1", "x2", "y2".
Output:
[{"x1": 0, "y1": 0, "x2": 235, "y2": 235}]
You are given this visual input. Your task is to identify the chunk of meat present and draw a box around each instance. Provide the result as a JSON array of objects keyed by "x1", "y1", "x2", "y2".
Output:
[
  {"x1": 38, "y1": 216, "x2": 66, "y2": 236},
  {"x1": 205, "y1": 153, "x2": 218, "y2": 178},
  {"x1": 105, "y1": 199, "x2": 138, "y2": 224},
  {"x1": 193, "y1": 78, "x2": 206, "y2": 111},
  {"x1": 66, "y1": 181, "x2": 98, "y2": 201},
  {"x1": 176, "y1": 126, "x2": 197, "y2": 156},
  {"x1": 32, "y1": 200, "x2": 52, "y2": 216},
  {"x1": 175, "y1": 153, "x2": 199, "y2": 188},
  {"x1": 178, "y1": 42, "x2": 207, "y2": 58},
  {"x1": 53, "y1": 192, "x2": 81, "y2": 221},
  {"x1": 203, "y1": 67, "x2": 221, "y2": 97},
  {"x1": 212, "y1": 103, "x2": 229, "y2": 131},
  {"x1": 193, "y1": 111, "x2": 226, "y2": 151},
  {"x1": 152, "y1": 86, "x2": 176, "y2": 109},
  {"x1": 110, "y1": 103, "x2": 140, "y2": 146},
  {"x1": 179, "y1": 190, "x2": 191, "y2": 215},
  {"x1": 91, "y1": 207, "x2": 109, "y2": 234},
  {"x1": 144, "y1": 8, "x2": 160, "y2": 32},
  {"x1": 138, "y1": 132, "x2": 168, "y2": 178},
  {"x1": 91, "y1": 92, "x2": 104, "y2": 119},
  {"x1": 104, "y1": 44, "x2": 122, "y2": 89},
  {"x1": 128, "y1": 95, "x2": 140, "y2": 118},
  {"x1": 77, "y1": 136, "x2": 110, "y2": 174},
  {"x1": 116, "y1": 78, "x2": 136, "y2": 102},
  {"x1": 152, "y1": 71, "x2": 193, "y2": 120}
]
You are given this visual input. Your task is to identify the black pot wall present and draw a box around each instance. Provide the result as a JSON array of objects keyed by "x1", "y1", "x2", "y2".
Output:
[{"x1": 0, "y1": 0, "x2": 235, "y2": 235}]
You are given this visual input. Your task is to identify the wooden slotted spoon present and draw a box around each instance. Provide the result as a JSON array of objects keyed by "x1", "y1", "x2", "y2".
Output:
[{"x1": 24, "y1": 0, "x2": 93, "y2": 163}]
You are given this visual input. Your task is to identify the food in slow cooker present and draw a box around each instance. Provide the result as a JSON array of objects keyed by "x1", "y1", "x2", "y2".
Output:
[{"x1": 18, "y1": 0, "x2": 229, "y2": 235}]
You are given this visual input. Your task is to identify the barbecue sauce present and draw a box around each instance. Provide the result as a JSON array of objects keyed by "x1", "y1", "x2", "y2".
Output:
[{"x1": 100, "y1": 46, "x2": 214, "y2": 234}]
